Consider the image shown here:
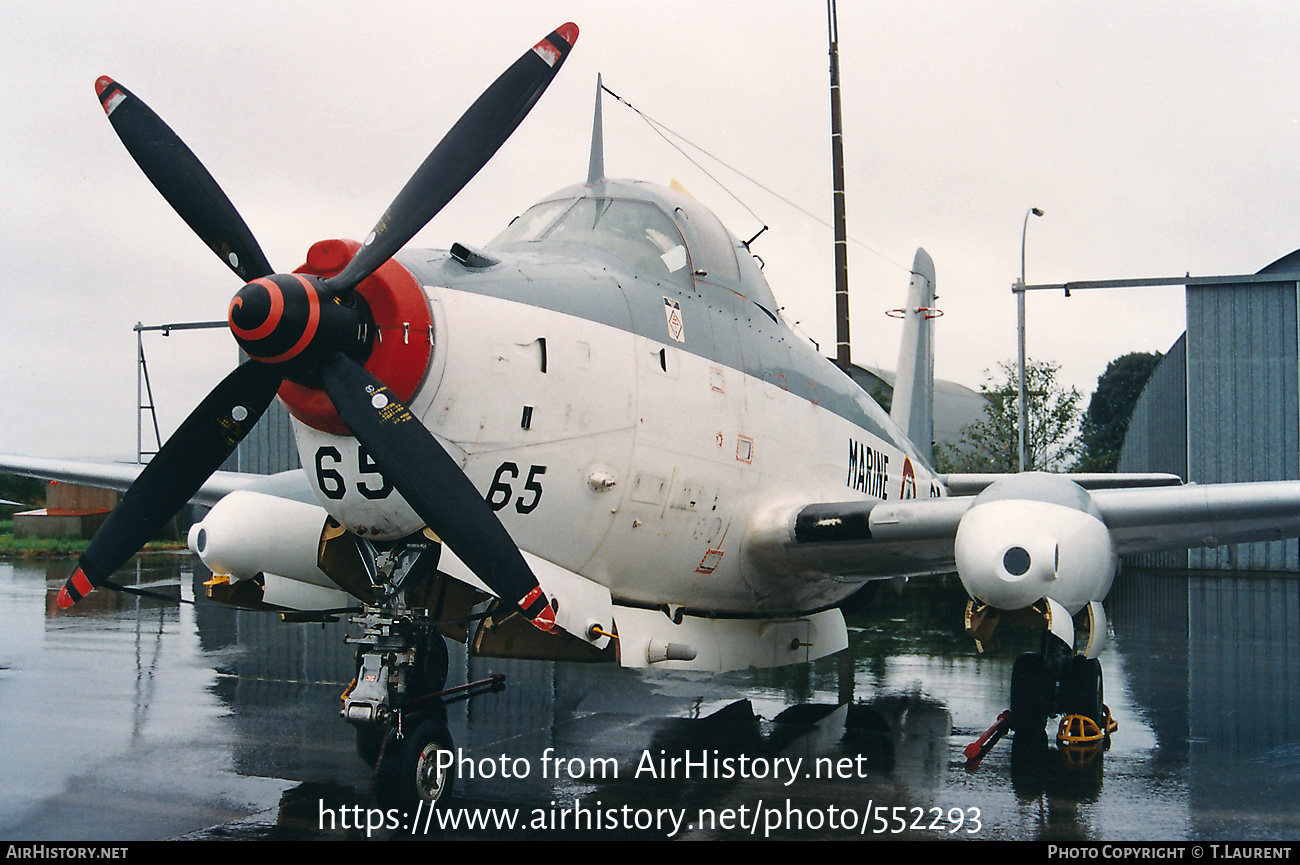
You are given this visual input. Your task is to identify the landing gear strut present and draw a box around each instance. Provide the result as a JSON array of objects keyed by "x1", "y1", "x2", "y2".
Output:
[
  {"x1": 332, "y1": 530, "x2": 486, "y2": 810},
  {"x1": 964, "y1": 597, "x2": 1115, "y2": 766},
  {"x1": 342, "y1": 607, "x2": 461, "y2": 808}
]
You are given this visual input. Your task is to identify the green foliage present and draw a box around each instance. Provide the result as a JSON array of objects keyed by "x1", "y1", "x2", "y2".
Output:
[
  {"x1": 0, "y1": 474, "x2": 45, "y2": 523},
  {"x1": 0, "y1": 478, "x2": 186, "y2": 557},
  {"x1": 0, "y1": 533, "x2": 93, "y2": 558},
  {"x1": 0, "y1": 473, "x2": 44, "y2": 510},
  {"x1": 935, "y1": 359, "x2": 1082, "y2": 473},
  {"x1": 1073, "y1": 352, "x2": 1163, "y2": 472},
  {"x1": 0, "y1": 522, "x2": 185, "y2": 558}
]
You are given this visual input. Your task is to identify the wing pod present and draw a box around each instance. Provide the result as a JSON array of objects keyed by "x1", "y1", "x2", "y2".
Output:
[
  {"x1": 953, "y1": 473, "x2": 1117, "y2": 616},
  {"x1": 189, "y1": 491, "x2": 338, "y2": 589}
]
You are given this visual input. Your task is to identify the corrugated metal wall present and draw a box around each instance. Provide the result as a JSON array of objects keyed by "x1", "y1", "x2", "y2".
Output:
[
  {"x1": 235, "y1": 400, "x2": 302, "y2": 475},
  {"x1": 1119, "y1": 273, "x2": 1300, "y2": 571},
  {"x1": 1118, "y1": 334, "x2": 1189, "y2": 568},
  {"x1": 1185, "y1": 280, "x2": 1299, "y2": 570}
]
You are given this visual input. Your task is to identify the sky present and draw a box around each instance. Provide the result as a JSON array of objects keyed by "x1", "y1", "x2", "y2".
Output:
[{"x1": 4, "y1": 0, "x2": 1299, "y2": 459}]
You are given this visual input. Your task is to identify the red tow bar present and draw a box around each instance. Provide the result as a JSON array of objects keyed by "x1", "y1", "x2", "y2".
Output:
[{"x1": 964, "y1": 710, "x2": 1011, "y2": 768}]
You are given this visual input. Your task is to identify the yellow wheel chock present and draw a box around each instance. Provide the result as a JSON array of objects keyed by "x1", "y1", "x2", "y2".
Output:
[{"x1": 1056, "y1": 704, "x2": 1116, "y2": 746}]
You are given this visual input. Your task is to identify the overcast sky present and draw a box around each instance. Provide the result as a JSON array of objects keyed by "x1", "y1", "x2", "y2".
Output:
[{"x1": 4, "y1": 0, "x2": 1298, "y2": 459}]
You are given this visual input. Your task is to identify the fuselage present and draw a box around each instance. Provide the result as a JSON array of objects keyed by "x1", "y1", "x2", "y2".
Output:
[{"x1": 289, "y1": 179, "x2": 945, "y2": 617}]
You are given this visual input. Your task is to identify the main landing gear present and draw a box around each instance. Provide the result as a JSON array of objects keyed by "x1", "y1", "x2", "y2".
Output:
[
  {"x1": 964, "y1": 598, "x2": 1116, "y2": 768},
  {"x1": 1012, "y1": 640, "x2": 1111, "y2": 737},
  {"x1": 967, "y1": 635, "x2": 1116, "y2": 770}
]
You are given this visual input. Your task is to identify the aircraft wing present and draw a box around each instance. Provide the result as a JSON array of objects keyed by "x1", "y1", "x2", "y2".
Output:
[
  {"x1": 939, "y1": 472, "x2": 1183, "y2": 496},
  {"x1": 752, "y1": 477, "x2": 1300, "y2": 581},
  {"x1": 749, "y1": 496, "x2": 969, "y2": 580},
  {"x1": 0, "y1": 454, "x2": 313, "y2": 507},
  {"x1": 1090, "y1": 481, "x2": 1300, "y2": 555}
]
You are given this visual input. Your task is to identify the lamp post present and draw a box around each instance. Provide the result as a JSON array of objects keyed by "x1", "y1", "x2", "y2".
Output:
[{"x1": 1017, "y1": 207, "x2": 1044, "y2": 472}]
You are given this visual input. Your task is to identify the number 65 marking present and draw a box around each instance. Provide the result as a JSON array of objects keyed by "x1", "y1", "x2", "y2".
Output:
[
  {"x1": 487, "y1": 462, "x2": 546, "y2": 514},
  {"x1": 314, "y1": 445, "x2": 393, "y2": 501}
]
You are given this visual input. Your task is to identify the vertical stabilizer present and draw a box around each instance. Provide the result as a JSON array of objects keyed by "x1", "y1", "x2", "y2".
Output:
[
  {"x1": 890, "y1": 248, "x2": 937, "y2": 464},
  {"x1": 587, "y1": 75, "x2": 605, "y2": 186}
]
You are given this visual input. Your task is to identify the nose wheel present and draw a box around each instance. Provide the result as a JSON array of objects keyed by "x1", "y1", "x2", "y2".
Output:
[
  {"x1": 1059, "y1": 655, "x2": 1105, "y2": 728},
  {"x1": 1009, "y1": 638, "x2": 1110, "y2": 734},
  {"x1": 352, "y1": 631, "x2": 450, "y2": 767},
  {"x1": 341, "y1": 598, "x2": 510, "y2": 814},
  {"x1": 368, "y1": 676, "x2": 509, "y2": 814}
]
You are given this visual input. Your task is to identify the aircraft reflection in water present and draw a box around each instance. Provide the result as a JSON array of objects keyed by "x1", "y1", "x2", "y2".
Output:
[{"x1": 5, "y1": 558, "x2": 1300, "y2": 840}]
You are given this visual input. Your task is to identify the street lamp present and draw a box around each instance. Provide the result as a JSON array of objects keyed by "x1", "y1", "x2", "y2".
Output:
[{"x1": 1017, "y1": 207, "x2": 1044, "y2": 472}]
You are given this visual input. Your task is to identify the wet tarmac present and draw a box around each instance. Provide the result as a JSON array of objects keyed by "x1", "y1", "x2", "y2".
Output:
[{"x1": 2, "y1": 554, "x2": 1298, "y2": 842}]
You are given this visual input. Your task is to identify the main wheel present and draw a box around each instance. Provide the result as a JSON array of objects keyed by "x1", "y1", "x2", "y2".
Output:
[
  {"x1": 1010, "y1": 652, "x2": 1049, "y2": 734},
  {"x1": 1060, "y1": 656, "x2": 1104, "y2": 725},
  {"x1": 375, "y1": 718, "x2": 456, "y2": 812}
]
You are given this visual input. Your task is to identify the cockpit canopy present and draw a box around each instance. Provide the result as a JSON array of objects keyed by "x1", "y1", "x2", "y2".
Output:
[
  {"x1": 488, "y1": 179, "x2": 779, "y2": 313},
  {"x1": 492, "y1": 195, "x2": 693, "y2": 287}
]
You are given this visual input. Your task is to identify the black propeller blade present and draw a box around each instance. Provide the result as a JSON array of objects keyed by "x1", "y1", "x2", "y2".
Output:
[
  {"x1": 58, "y1": 361, "x2": 283, "y2": 608},
  {"x1": 323, "y1": 22, "x2": 578, "y2": 296},
  {"x1": 319, "y1": 353, "x2": 555, "y2": 630},
  {"x1": 95, "y1": 76, "x2": 273, "y2": 282},
  {"x1": 67, "y1": 24, "x2": 579, "y2": 631}
]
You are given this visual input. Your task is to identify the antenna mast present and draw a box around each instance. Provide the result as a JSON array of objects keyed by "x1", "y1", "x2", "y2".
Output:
[{"x1": 828, "y1": 0, "x2": 852, "y2": 373}]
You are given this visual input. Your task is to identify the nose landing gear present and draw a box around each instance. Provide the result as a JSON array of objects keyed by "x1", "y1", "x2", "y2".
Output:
[
  {"x1": 1011, "y1": 645, "x2": 1113, "y2": 740},
  {"x1": 343, "y1": 615, "x2": 508, "y2": 812},
  {"x1": 332, "y1": 531, "x2": 503, "y2": 812}
]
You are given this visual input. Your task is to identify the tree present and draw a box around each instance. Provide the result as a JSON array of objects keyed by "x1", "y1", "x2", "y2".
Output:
[
  {"x1": 0, "y1": 473, "x2": 44, "y2": 517},
  {"x1": 936, "y1": 359, "x2": 1082, "y2": 473},
  {"x1": 1072, "y1": 351, "x2": 1163, "y2": 472}
]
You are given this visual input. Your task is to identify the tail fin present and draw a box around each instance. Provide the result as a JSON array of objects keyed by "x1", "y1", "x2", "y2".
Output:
[
  {"x1": 890, "y1": 248, "x2": 937, "y2": 464},
  {"x1": 587, "y1": 74, "x2": 606, "y2": 186}
]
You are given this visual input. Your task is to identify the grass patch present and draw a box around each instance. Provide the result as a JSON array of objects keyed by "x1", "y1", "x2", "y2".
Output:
[{"x1": 0, "y1": 520, "x2": 186, "y2": 559}]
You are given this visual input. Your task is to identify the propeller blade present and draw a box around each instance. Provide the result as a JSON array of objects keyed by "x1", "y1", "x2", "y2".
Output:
[
  {"x1": 58, "y1": 362, "x2": 283, "y2": 608},
  {"x1": 95, "y1": 76, "x2": 274, "y2": 282},
  {"x1": 323, "y1": 22, "x2": 578, "y2": 295},
  {"x1": 318, "y1": 352, "x2": 556, "y2": 630}
]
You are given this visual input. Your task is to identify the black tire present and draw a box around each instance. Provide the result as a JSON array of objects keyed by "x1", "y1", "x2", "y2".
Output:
[
  {"x1": 1060, "y1": 656, "x2": 1104, "y2": 725},
  {"x1": 409, "y1": 633, "x2": 449, "y2": 699},
  {"x1": 1010, "y1": 652, "x2": 1049, "y2": 734},
  {"x1": 375, "y1": 718, "x2": 456, "y2": 812}
]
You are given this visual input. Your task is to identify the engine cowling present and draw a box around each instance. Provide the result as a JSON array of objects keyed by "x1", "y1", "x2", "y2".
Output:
[{"x1": 954, "y1": 473, "x2": 1117, "y2": 615}]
